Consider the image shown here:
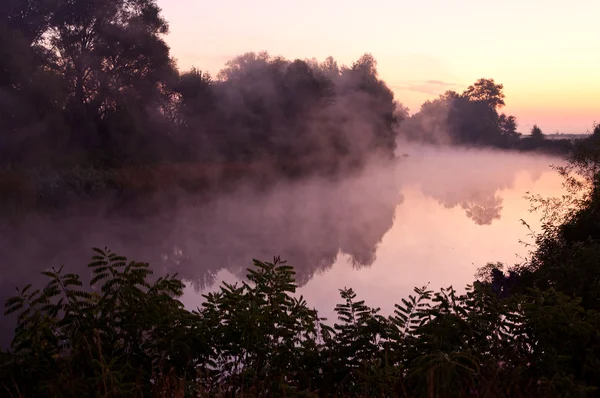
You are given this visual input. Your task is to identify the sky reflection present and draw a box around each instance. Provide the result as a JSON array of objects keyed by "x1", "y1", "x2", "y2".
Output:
[{"x1": 181, "y1": 157, "x2": 567, "y2": 321}]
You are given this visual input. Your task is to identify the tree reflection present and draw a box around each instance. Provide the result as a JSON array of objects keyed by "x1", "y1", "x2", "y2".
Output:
[
  {"x1": 460, "y1": 193, "x2": 503, "y2": 225},
  {"x1": 435, "y1": 192, "x2": 503, "y2": 225},
  {"x1": 157, "y1": 164, "x2": 403, "y2": 286},
  {"x1": 0, "y1": 161, "x2": 403, "y2": 340},
  {"x1": 0, "y1": 150, "x2": 559, "y2": 347},
  {"x1": 399, "y1": 145, "x2": 553, "y2": 226}
]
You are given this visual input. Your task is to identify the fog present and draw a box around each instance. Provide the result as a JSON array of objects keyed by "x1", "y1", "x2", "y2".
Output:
[
  {"x1": 179, "y1": 145, "x2": 565, "y2": 321},
  {"x1": 0, "y1": 145, "x2": 565, "y2": 347}
]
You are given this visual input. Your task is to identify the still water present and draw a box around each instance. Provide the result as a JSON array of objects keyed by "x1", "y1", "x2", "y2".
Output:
[
  {"x1": 178, "y1": 145, "x2": 567, "y2": 320},
  {"x1": 0, "y1": 145, "x2": 566, "y2": 342}
]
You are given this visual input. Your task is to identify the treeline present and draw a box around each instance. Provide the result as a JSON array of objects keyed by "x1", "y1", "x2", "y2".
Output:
[
  {"x1": 0, "y1": 0, "x2": 399, "y2": 174},
  {"x1": 3, "y1": 139, "x2": 600, "y2": 397},
  {"x1": 1, "y1": 0, "x2": 578, "y2": 174},
  {"x1": 398, "y1": 79, "x2": 574, "y2": 154},
  {"x1": 0, "y1": 0, "x2": 588, "y2": 218}
]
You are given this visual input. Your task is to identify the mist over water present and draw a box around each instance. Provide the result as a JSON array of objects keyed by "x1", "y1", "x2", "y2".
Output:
[
  {"x1": 0, "y1": 145, "x2": 565, "y2": 345},
  {"x1": 177, "y1": 145, "x2": 566, "y2": 319}
]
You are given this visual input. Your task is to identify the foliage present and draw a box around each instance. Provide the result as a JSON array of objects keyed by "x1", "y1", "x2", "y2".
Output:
[
  {"x1": 0, "y1": 0, "x2": 400, "y2": 174},
  {"x1": 1, "y1": 248, "x2": 198, "y2": 397},
  {"x1": 1, "y1": 4, "x2": 405, "y2": 214},
  {"x1": 462, "y1": 78, "x2": 506, "y2": 109},
  {"x1": 505, "y1": 127, "x2": 600, "y2": 314},
  {"x1": 1, "y1": 0, "x2": 577, "y2": 201},
  {"x1": 530, "y1": 125, "x2": 544, "y2": 139},
  {"x1": 3, "y1": 243, "x2": 600, "y2": 396},
  {"x1": 398, "y1": 78, "x2": 573, "y2": 156},
  {"x1": 3, "y1": 1, "x2": 600, "y2": 395},
  {"x1": 399, "y1": 79, "x2": 515, "y2": 147}
]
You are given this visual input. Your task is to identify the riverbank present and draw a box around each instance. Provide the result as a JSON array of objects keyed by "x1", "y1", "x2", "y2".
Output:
[
  {"x1": 1, "y1": 140, "x2": 572, "y2": 220},
  {"x1": 0, "y1": 158, "x2": 372, "y2": 218}
]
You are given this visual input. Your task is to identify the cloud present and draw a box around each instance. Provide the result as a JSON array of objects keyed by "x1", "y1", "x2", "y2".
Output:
[
  {"x1": 423, "y1": 80, "x2": 458, "y2": 87},
  {"x1": 390, "y1": 80, "x2": 461, "y2": 95}
]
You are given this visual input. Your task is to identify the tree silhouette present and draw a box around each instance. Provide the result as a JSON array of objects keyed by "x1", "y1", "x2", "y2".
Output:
[
  {"x1": 1, "y1": 2, "x2": 402, "y2": 171},
  {"x1": 530, "y1": 124, "x2": 544, "y2": 139},
  {"x1": 462, "y1": 78, "x2": 506, "y2": 109},
  {"x1": 498, "y1": 113, "x2": 520, "y2": 140},
  {"x1": 398, "y1": 78, "x2": 529, "y2": 149},
  {"x1": 593, "y1": 123, "x2": 600, "y2": 138}
]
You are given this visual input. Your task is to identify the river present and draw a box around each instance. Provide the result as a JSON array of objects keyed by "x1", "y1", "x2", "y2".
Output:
[{"x1": 0, "y1": 144, "x2": 566, "y2": 344}]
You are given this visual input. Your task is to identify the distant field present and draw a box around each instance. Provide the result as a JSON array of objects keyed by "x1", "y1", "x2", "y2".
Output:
[{"x1": 542, "y1": 133, "x2": 590, "y2": 141}]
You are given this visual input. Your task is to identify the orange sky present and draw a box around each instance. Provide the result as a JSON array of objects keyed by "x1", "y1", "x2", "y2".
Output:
[{"x1": 157, "y1": 0, "x2": 599, "y2": 134}]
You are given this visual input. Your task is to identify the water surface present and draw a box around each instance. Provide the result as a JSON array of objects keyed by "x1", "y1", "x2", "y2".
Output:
[
  {"x1": 179, "y1": 146, "x2": 567, "y2": 319},
  {"x1": 0, "y1": 145, "x2": 566, "y2": 342}
]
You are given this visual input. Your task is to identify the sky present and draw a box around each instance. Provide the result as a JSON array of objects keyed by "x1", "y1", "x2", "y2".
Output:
[{"x1": 157, "y1": 0, "x2": 599, "y2": 134}]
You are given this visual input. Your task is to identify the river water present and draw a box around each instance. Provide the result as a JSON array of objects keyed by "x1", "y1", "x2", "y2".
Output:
[
  {"x1": 178, "y1": 145, "x2": 567, "y2": 320},
  {"x1": 0, "y1": 145, "x2": 566, "y2": 343}
]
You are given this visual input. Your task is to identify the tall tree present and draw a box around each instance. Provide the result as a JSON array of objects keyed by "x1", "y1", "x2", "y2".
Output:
[
  {"x1": 0, "y1": 1, "x2": 67, "y2": 165},
  {"x1": 25, "y1": 0, "x2": 180, "y2": 163},
  {"x1": 462, "y1": 78, "x2": 506, "y2": 109},
  {"x1": 399, "y1": 79, "x2": 516, "y2": 147},
  {"x1": 46, "y1": 0, "x2": 175, "y2": 116},
  {"x1": 343, "y1": 53, "x2": 399, "y2": 153},
  {"x1": 498, "y1": 113, "x2": 520, "y2": 141}
]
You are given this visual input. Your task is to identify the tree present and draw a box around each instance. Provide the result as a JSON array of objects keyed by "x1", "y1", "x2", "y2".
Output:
[
  {"x1": 350, "y1": 53, "x2": 378, "y2": 76},
  {"x1": 210, "y1": 52, "x2": 399, "y2": 168},
  {"x1": 318, "y1": 56, "x2": 340, "y2": 79},
  {"x1": 0, "y1": 4, "x2": 68, "y2": 165},
  {"x1": 175, "y1": 68, "x2": 215, "y2": 123},
  {"x1": 0, "y1": 0, "x2": 57, "y2": 46},
  {"x1": 592, "y1": 122, "x2": 600, "y2": 138},
  {"x1": 530, "y1": 124, "x2": 544, "y2": 139},
  {"x1": 32, "y1": 0, "x2": 179, "y2": 163},
  {"x1": 441, "y1": 90, "x2": 461, "y2": 101},
  {"x1": 498, "y1": 114, "x2": 517, "y2": 136},
  {"x1": 462, "y1": 78, "x2": 506, "y2": 109},
  {"x1": 342, "y1": 53, "x2": 399, "y2": 154},
  {"x1": 399, "y1": 78, "x2": 517, "y2": 147},
  {"x1": 448, "y1": 96, "x2": 503, "y2": 145},
  {"x1": 498, "y1": 113, "x2": 520, "y2": 144},
  {"x1": 217, "y1": 51, "x2": 273, "y2": 82},
  {"x1": 47, "y1": 0, "x2": 175, "y2": 111}
]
